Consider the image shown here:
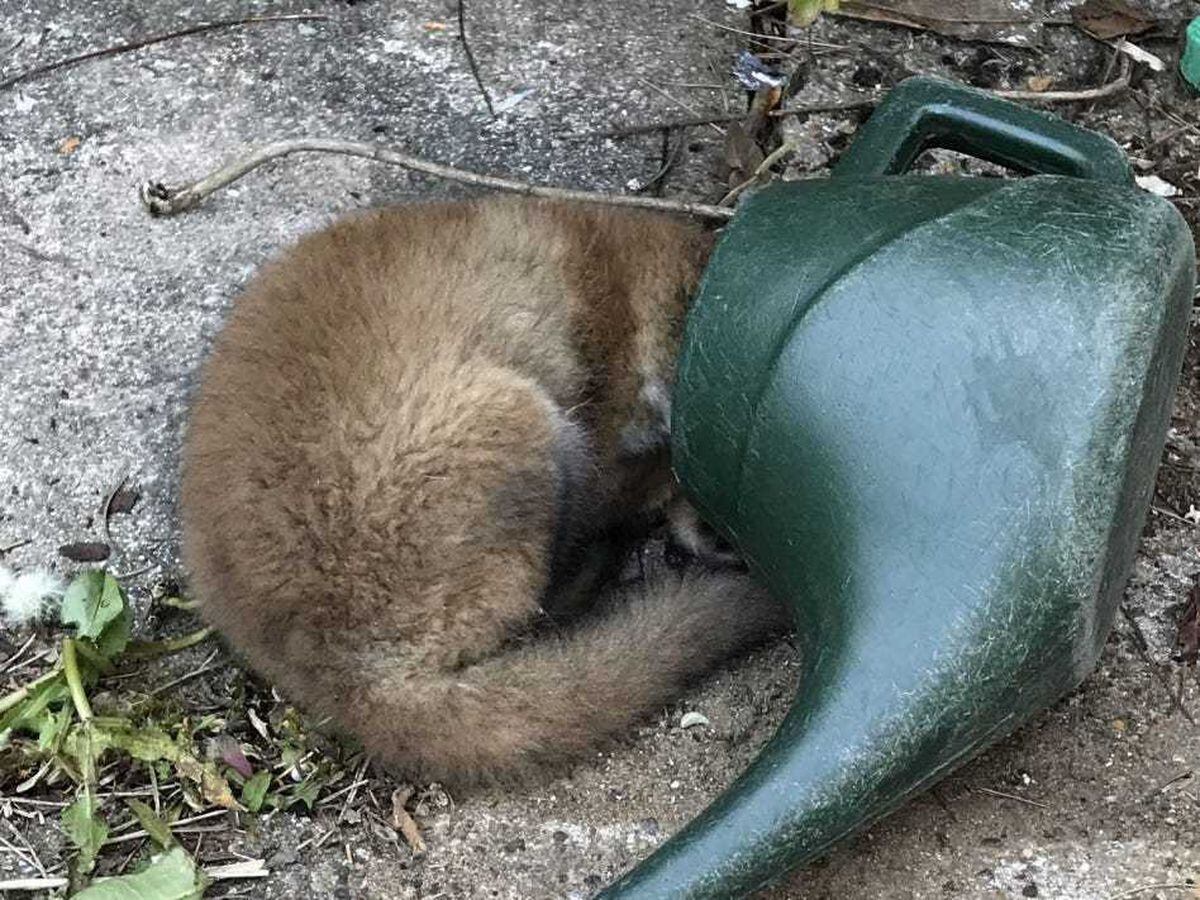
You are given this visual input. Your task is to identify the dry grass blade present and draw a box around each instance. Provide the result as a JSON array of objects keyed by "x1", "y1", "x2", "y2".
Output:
[
  {"x1": 974, "y1": 787, "x2": 1050, "y2": 809},
  {"x1": 0, "y1": 878, "x2": 70, "y2": 892},
  {"x1": 104, "y1": 808, "x2": 228, "y2": 842},
  {"x1": 205, "y1": 859, "x2": 269, "y2": 880}
]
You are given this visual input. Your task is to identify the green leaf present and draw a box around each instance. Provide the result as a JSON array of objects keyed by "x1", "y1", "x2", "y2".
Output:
[
  {"x1": 279, "y1": 744, "x2": 301, "y2": 771},
  {"x1": 62, "y1": 792, "x2": 108, "y2": 876},
  {"x1": 0, "y1": 674, "x2": 69, "y2": 736},
  {"x1": 70, "y1": 846, "x2": 209, "y2": 900},
  {"x1": 60, "y1": 571, "x2": 108, "y2": 638},
  {"x1": 94, "y1": 608, "x2": 132, "y2": 659},
  {"x1": 95, "y1": 723, "x2": 184, "y2": 763},
  {"x1": 240, "y1": 770, "x2": 271, "y2": 813},
  {"x1": 61, "y1": 572, "x2": 127, "y2": 647},
  {"x1": 125, "y1": 798, "x2": 175, "y2": 849},
  {"x1": 283, "y1": 777, "x2": 321, "y2": 810},
  {"x1": 94, "y1": 573, "x2": 132, "y2": 659},
  {"x1": 37, "y1": 701, "x2": 72, "y2": 751},
  {"x1": 789, "y1": 0, "x2": 839, "y2": 26}
]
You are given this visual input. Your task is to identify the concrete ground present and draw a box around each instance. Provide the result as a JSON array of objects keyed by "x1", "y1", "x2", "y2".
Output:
[{"x1": 1, "y1": 1, "x2": 1198, "y2": 897}]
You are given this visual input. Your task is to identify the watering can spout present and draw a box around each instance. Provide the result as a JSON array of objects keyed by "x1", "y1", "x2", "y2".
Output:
[
  {"x1": 599, "y1": 76, "x2": 1195, "y2": 898},
  {"x1": 600, "y1": 714, "x2": 880, "y2": 898},
  {"x1": 600, "y1": 657, "x2": 1009, "y2": 898},
  {"x1": 602, "y1": 534, "x2": 1122, "y2": 898}
]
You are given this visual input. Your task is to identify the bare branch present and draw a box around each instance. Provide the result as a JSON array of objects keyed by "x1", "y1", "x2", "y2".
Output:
[{"x1": 139, "y1": 138, "x2": 735, "y2": 221}]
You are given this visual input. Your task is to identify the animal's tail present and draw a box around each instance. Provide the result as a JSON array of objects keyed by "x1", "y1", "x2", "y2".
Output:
[
  {"x1": 328, "y1": 568, "x2": 788, "y2": 784},
  {"x1": 184, "y1": 298, "x2": 788, "y2": 783}
]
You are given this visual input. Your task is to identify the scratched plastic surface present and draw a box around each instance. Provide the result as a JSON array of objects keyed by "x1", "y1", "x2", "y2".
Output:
[{"x1": 600, "y1": 78, "x2": 1196, "y2": 898}]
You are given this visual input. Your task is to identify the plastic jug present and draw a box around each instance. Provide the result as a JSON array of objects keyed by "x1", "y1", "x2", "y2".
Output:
[{"x1": 601, "y1": 76, "x2": 1196, "y2": 898}]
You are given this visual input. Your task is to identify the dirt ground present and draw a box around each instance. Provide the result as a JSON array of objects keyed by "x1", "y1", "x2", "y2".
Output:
[{"x1": 1, "y1": 1, "x2": 1199, "y2": 898}]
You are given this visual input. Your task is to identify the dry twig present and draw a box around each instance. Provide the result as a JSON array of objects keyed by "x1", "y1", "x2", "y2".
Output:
[
  {"x1": 142, "y1": 648, "x2": 223, "y2": 698},
  {"x1": 1108, "y1": 884, "x2": 1200, "y2": 899},
  {"x1": 457, "y1": 0, "x2": 495, "y2": 117},
  {"x1": 101, "y1": 808, "x2": 229, "y2": 847},
  {"x1": 596, "y1": 61, "x2": 1129, "y2": 142},
  {"x1": 331, "y1": 759, "x2": 371, "y2": 821},
  {"x1": 1, "y1": 635, "x2": 37, "y2": 675},
  {"x1": 689, "y1": 14, "x2": 847, "y2": 50},
  {"x1": 992, "y1": 58, "x2": 1131, "y2": 103},
  {"x1": 635, "y1": 132, "x2": 687, "y2": 196},
  {"x1": 1, "y1": 820, "x2": 48, "y2": 877},
  {"x1": 1143, "y1": 769, "x2": 1193, "y2": 800},
  {"x1": 0, "y1": 538, "x2": 32, "y2": 556},
  {"x1": 139, "y1": 139, "x2": 735, "y2": 221},
  {"x1": 974, "y1": 787, "x2": 1050, "y2": 810},
  {"x1": 593, "y1": 97, "x2": 879, "y2": 139},
  {"x1": 0, "y1": 14, "x2": 328, "y2": 92},
  {"x1": 636, "y1": 76, "x2": 726, "y2": 135},
  {"x1": 294, "y1": 824, "x2": 339, "y2": 854}
]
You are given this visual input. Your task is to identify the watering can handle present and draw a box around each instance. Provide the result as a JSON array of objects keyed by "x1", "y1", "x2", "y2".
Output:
[{"x1": 833, "y1": 75, "x2": 1133, "y2": 185}]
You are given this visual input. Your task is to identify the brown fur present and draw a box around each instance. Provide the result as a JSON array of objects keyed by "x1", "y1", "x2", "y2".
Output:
[{"x1": 181, "y1": 197, "x2": 788, "y2": 785}]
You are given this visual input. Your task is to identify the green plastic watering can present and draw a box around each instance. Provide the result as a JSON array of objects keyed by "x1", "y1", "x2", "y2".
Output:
[{"x1": 601, "y1": 77, "x2": 1196, "y2": 898}]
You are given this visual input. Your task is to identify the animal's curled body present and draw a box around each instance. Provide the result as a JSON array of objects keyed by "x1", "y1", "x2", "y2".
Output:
[{"x1": 182, "y1": 198, "x2": 787, "y2": 784}]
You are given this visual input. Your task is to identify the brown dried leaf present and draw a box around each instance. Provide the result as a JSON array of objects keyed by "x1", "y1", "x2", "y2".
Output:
[
  {"x1": 722, "y1": 123, "x2": 764, "y2": 189},
  {"x1": 176, "y1": 756, "x2": 244, "y2": 811},
  {"x1": 1071, "y1": 0, "x2": 1155, "y2": 40},
  {"x1": 835, "y1": 0, "x2": 1062, "y2": 46},
  {"x1": 57, "y1": 135, "x2": 81, "y2": 155},
  {"x1": 391, "y1": 786, "x2": 427, "y2": 855}
]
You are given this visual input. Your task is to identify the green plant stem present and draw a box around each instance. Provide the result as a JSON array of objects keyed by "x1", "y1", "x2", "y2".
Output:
[
  {"x1": 61, "y1": 638, "x2": 93, "y2": 723},
  {"x1": 0, "y1": 666, "x2": 63, "y2": 715},
  {"x1": 160, "y1": 596, "x2": 201, "y2": 611},
  {"x1": 124, "y1": 626, "x2": 214, "y2": 660},
  {"x1": 62, "y1": 636, "x2": 100, "y2": 856}
]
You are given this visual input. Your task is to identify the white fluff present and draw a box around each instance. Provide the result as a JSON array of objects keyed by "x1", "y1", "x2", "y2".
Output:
[{"x1": 0, "y1": 563, "x2": 64, "y2": 626}]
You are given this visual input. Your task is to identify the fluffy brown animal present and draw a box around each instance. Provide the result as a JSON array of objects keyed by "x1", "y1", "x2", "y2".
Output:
[{"x1": 181, "y1": 197, "x2": 787, "y2": 784}]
